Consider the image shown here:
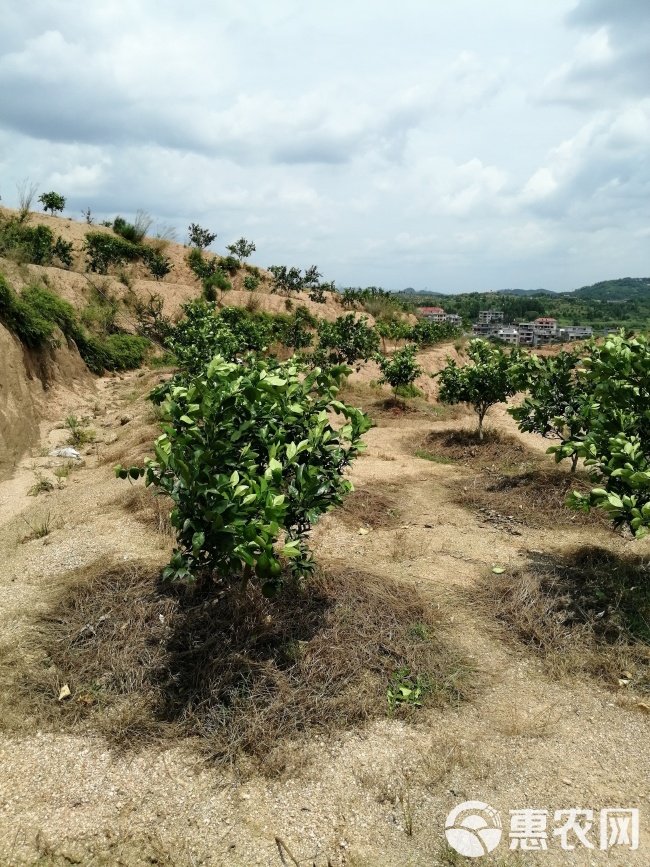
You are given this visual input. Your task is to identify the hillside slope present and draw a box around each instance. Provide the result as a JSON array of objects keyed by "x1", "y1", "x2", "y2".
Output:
[{"x1": 0, "y1": 206, "x2": 351, "y2": 325}]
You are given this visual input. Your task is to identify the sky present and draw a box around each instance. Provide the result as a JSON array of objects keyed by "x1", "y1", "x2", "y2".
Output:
[{"x1": 0, "y1": 0, "x2": 648, "y2": 293}]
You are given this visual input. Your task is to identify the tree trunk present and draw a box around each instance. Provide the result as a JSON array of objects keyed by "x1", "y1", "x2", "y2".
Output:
[
  {"x1": 240, "y1": 563, "x2": 252, "y2": 593},
  {"x1": 478, "y1": 410, "x2": 485, "y2": 441},
  {"x1": 570, "y1": 452, "x2": 579, "y2": 474}
]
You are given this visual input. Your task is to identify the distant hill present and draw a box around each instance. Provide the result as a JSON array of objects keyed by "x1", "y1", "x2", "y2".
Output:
[
  {"x1": 572, "y1": 277, "x2": 650, "y2": 301},
  {"x1": 499, "y1": 288, "x2": 563, "y2": 296}
]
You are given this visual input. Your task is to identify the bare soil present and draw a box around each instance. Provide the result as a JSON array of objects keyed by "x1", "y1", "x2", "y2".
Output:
[{"x1": 0, "y1": 287, "x2": 649, "y2": 863}]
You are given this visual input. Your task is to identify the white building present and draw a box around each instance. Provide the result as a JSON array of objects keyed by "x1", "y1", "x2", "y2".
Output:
[
  {"x1": 418, "y1": 306, "x2": 446, "y2": 322},
  {"x1": 445, "y1": 313, "x2": 462, "y2": 326},
  {"x1": 561, "y1": 325, "x2": 593, "y2": 341},
  {"x1": 478, "y1": 310, "x2": 504, "y2": 325},
  {"x1": 517, "y1": 322, "x2": 535, "y2": 345},
  {"x1": 534, "y1": 317, "x2": 558, "y2": 338},
  {"x1": 497, "y1": 326, "x2": 519, "y2": 345}
]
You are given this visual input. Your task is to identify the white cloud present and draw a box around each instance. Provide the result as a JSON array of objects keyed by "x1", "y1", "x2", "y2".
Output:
[{"x1": 0, "y1": 0, "x2": 647, "y2": 292}]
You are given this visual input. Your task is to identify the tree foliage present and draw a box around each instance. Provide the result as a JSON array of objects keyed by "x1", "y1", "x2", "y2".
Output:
[
  {"x1": 268, "y1": 265, "x2": 305, "y2": 295},
  {"x1": 508, "y1": 351, "x2": 592, "y2": 472},
  {"x1": 377, "y1": 345, "x2": 422, "y2": 397},
  {"x1": 563, "y1": 333, "x2": 650, "y2": 537},
  {"x1": 436, "y1": 340, "x2": 520, "y2": 439},
  {"x1": 409, "y1": 320, "x2": 460, "y2": 347},
  {"x1": 146, "y1": 250, "x2": 174, "y2": 281},
  {"x1": 117, "y1": 357, "x2": 371, "y2": 591},
  {"x1": 316, "y1": 314, "x2": 380, "y2": 369},
  {"x1": 38, "y1": 191, "x2": 66, "y2": 216},
  {"x1": 83, "y1": 232, "x2": 143, "y2": 274},
  {"x1": 226, "y1": 237, "x2": 256, "y2": 262},
  {"x1": 0, "y1": 218, "x2": 72, "y2": 267},
  {"x1": 166, "y1": 300, "x2": 240, "y2": 374},
  {"x1": 188, "y1": 223, "x2": 217, "y2": 249}
]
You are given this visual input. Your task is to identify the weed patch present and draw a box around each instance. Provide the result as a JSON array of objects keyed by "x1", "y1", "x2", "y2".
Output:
[
  {"x1": 7, "y1": 562, "x2": 475, "y2": 773},
  {"x1": 415, "y1": 449, "x2": 455, "y2": 465},
  {"x1": 477, "y1": 546, "x2": 650, "y2": 693},
  {"x1": 421, "y1": 428, "x2": 537, "y2": 472},
  {"x1": 456, "y1": 467, "x2": 611, "y2": 529},
  {"x1": 338, "y1": 487, "x2": 403, "y2": 529}
]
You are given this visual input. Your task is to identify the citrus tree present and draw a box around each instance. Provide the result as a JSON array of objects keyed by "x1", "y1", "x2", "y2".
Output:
[
  {"x1": 566, "y1": 332, "x2": 650, "y2": 537},
  {"x1": 226, "y1": 237, "x2": 256, "y2": 263},
  {"x1": 275, "y1": 305, "x2": 316, "y2": 350},
  {"x1": 435, "y1": 339, "x2": 520, "y2": 440},
  {"x1": 166, "y1": 300, "x2": 239, "y2": 373},
  {"x1": 38, "y1": 191, "x2": 66, "y2": 216},
  {"x1": 508, "y1": 350, "x2": 593, "y2": 472},
  {"x1": 117, "y1": 357, "x2": 371, "y2": 592},
  {"x1": 409, "y1": 320, "x2": 459, "y2": 347},
  {"x1": 316, "y1": 314, "x2": 379, "y2": 369},
  {"x1": 188, "y1": 223, "x2": 217, "y2": 249},
  {"x1": 377, "y1": 345, "x2": 422, "y2": 399},
  {"x1": 146, "y1": 250, "x2": 174, "y2": 281}
]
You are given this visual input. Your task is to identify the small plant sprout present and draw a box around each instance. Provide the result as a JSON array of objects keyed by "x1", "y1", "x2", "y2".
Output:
[
  {"x1": 22, "y1": 511, "x2": 52, "y2": 540},
  {"x1": 28, "y1": 472, "x2": 54, "y2": 497},
  {"x1": 64, "y1": 415, "x2": 95, "y2": 447}
]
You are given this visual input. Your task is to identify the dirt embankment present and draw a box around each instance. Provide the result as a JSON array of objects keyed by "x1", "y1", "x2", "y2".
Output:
[{"x1": 0, "y1": 323, "x2": 92, "y2": 478}]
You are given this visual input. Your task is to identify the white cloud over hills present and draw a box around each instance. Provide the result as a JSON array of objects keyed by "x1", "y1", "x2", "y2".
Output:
[{"x1": 0, "y1": 0, "x2": 648, "y2": 292}]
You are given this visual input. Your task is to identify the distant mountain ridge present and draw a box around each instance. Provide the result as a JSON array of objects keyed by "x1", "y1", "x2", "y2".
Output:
[
  {"x1": 400, "y1": 277, "x2": 650, "y2": 300},
  {"x1": 498, "y1": 288, "x2": 562, "y2": 296}
]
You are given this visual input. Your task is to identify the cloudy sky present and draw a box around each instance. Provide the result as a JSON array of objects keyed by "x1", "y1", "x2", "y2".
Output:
[{"x1": 1, "y1": 0, "x2": 648, "y2": 292}]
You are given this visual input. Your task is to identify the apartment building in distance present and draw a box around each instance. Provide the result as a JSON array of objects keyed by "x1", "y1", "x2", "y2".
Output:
[
  {"x1": 417, "y1": 307, "x2": 463, "y2": 326},
  {"x1": 417, "y1": 306, "x2": 446, "y2": 322},
  {"x1": 561, "y1": 325, "x2": 593, "y2": 340},
  {"x1": 516, "y1": 322, "x2": 536, "y2": 345},
  {"x1": 478, "y1": 310, "x2": 504, "y2": 325},
  {"x1": 496, "y1": 326, "x2": 519, "y2": 345},
  {"x1": 533, "y1": 317, "x2": 558, "y2": 339}
]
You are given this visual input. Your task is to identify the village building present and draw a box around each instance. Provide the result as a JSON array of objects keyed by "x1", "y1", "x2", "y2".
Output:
[
  {"x1": 497, "y1": 326, "x2": 519, "y2": 345},
  {"x1": 478, "y1": 310, "x2": 504, "y2": 325},
  {"x1": 560, "y1": 325, "x2": 594, "y2": 340},
  {"x1": 516, "y1": 322, "x2": 536, "y2": 345},
  {"x1": 534, "y1": 317, "x2": 558, "y2": 338},
  {"x1": 417, "y1": 306, "x2": 446, "y2": 322}
]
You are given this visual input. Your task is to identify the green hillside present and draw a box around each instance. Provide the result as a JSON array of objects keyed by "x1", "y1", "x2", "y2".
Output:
[{"x1": 572, "y1": 277, "x2": 650, "y2": 300}]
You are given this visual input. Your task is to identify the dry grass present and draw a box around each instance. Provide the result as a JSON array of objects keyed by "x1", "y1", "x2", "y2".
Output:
[
  {"x1": 99, "y1": 423, "x2": 159, "y2": 467},
  {"x1": 118, "y1": 485, "x2": 174, "y2": 539},
  {"x1": 476, "y1": 546, "x2": 650, "y2": 693},
  {"x1": 25, "y1": 827, "x2": 191, "y2": 867},
  {"x1": 456, "y1": 467, "x2": 611, "y2": 529},
  {"x1": 417, "y1": 428, "x2": 537, "y2": 472},
  {"x1": 3, "y1": 560, "x2": 475, "y2": 774},
  {"x1": 338, "y1": 487, "x2": 403, "y2": 529},
  {"x1": 389, "y1": 528, "x2": 431, "y2": 562}
]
